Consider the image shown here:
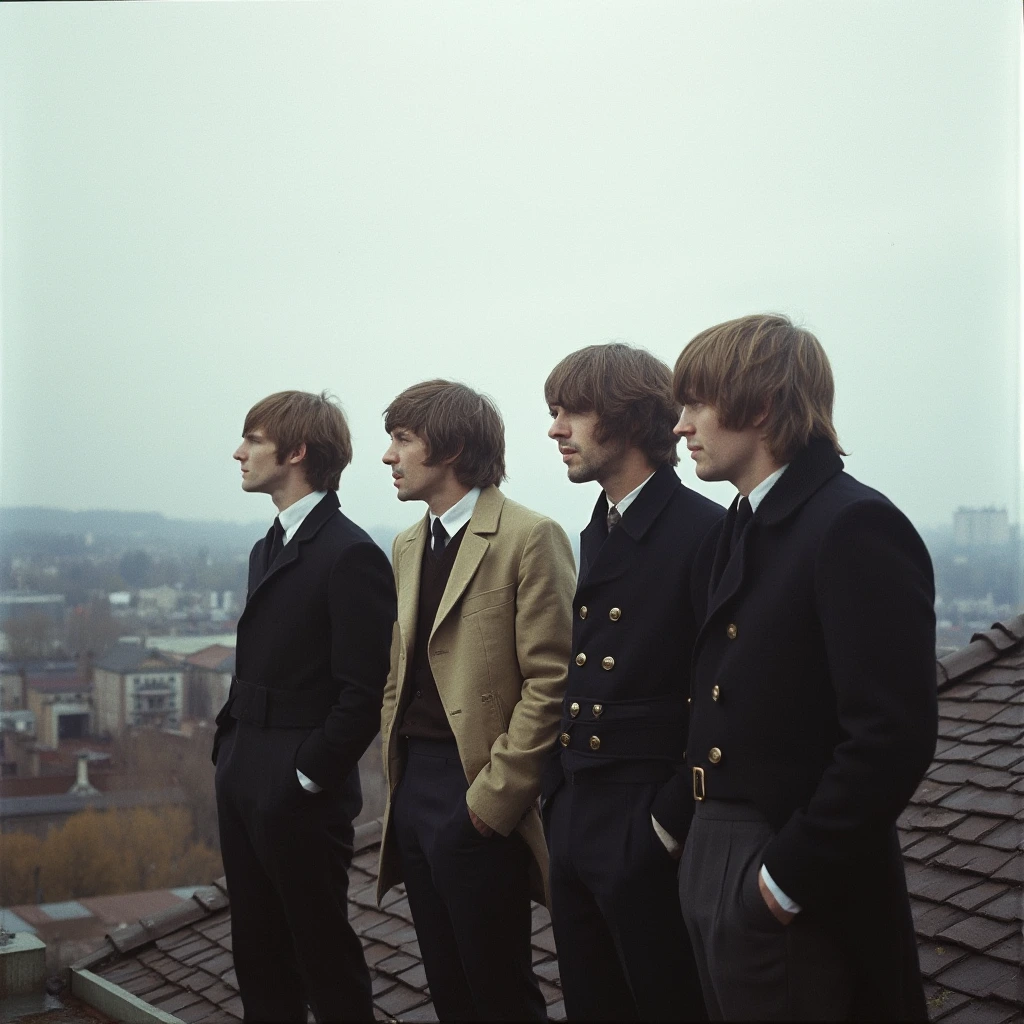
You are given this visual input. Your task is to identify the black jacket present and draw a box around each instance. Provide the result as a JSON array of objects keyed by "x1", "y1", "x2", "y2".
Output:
[
  {"x1": 544, "y1": 464, "x2": 724, "y2": 832},
  {"x1": 212, "y1": 491, "x2": 397, "y2": 791},
  {"x1": 688, "y1": 438, "x2": 937, "y2": 1019}
]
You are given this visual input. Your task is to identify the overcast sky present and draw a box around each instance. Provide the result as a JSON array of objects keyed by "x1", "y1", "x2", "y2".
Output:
[{"x1": 1, "y1": 1, "x2": 1019, "y2": 539}]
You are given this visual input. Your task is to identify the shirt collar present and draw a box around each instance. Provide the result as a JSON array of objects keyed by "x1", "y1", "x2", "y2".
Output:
[
  {"x1": 278, "y1": 490, "x2": 328, "y2": 543},
  {"x1": 607, "y1": 472, "x2": 655, "y2": 519},
  {"x1": 746, "y1": 465, "x2": 788, "y2": 514},
  {"x1": 429, "y1": 486, "x2": 482, "y2": 539}
]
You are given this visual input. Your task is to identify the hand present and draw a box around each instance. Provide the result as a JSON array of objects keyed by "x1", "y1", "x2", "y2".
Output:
[
  {"x1": 468, "y1": 807, "x2": 495, "y2": 837},
  {"x1": 758, "y1": 870, "x2": 795, "y2": 926}
]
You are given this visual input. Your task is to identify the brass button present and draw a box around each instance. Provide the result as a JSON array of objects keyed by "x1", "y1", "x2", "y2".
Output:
[
  {"x1": 575, "y1": 653, "x2": 587, "y2": 666},
  {"x1": 601, "y1": 656, "x2": 615, "y2": 671},
  {"x1": 579, "y1": 606, "x2": 588, "y2": 619},
  {"x1": 589, "y1": 735, "x2": 601, "y2": 751},
  {"x1": 592, "y1": 704, "x2": 603, "y2": 717},
  {"x1": 708, "y1": 746, "x2": 722, "y2": 764},
  {"x1": 560, "y1": 732, "x2": 570, "y2": 747},
  {"x1": 726, "y1": 623, "x2": 738, "y2": 640},
  {"x1": 609, "y1": 607, "x2": 621, "y2": 621},
  {"x1": 711, "y1": 685, "x2": 720, "y2": 701},
  {"x1": 569, "y1": 702, "x2": 580, "y2": 718}
]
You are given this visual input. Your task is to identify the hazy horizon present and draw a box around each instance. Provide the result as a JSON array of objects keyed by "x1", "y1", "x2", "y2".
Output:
[{"x1": 2, "y1": 1, "x2": 1019, "y2": 537}]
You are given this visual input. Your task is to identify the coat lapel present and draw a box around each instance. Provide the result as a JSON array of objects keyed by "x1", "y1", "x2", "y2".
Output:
[
  {"x1": 243, "y1": 492, "x2": 340, "y2": 610},
  {"x1": 430, "y1": 485, "x2": 503, "y2": 640},
  {"x1": 695, "y1": 439, "x2": 845, "y2": 651},
  {"x1": 578, "y1": 466, "x2": 681, "y2": 590}
]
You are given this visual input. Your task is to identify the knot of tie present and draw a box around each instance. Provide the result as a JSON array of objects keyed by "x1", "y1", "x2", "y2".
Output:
[
  {"x1": 606, "y1": 505, "x2": 622, "y2": 533},
  {"x1": 431, "y1": 517, "x2": 449, "y2": 556}
]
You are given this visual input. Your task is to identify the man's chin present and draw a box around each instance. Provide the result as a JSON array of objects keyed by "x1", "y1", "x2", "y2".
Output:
[{"x1": 567, "y1": 465, "x2": 597, "y2": 485}]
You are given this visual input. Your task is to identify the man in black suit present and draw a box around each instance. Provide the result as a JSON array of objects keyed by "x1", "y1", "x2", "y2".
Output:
[
  {"x1": 542, "y1": 343, "x2": 722, "y2": 1022},
  {"x1": 673, "y1": 314, "x2": 937, "y2": 1021},
  {"x1": 212, "y1": 390, "x2": 396, "y2": 1023}
]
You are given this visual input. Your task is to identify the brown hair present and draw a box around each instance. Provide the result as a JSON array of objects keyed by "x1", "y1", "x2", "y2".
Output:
[
  {"x1": 383, "y1": 380, "x2": 507, "y2": 488},
  {"x1": 672, "y1": 313, "x2": 846, "y2": 462},
  {"x1": 243, "y1": 390, "x2": 352, "y2": 490},
  {"x1": 544, "y1": 343, "x2": 680, "y2": 467}
]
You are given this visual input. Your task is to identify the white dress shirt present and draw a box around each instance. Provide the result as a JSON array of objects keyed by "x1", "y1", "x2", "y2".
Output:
[
  {"x1": 429, "y1": 487, "x2": 481, "y2": 544},
  {"x1": 274, "y1": 490, "x2": 331, "y2": 793}
]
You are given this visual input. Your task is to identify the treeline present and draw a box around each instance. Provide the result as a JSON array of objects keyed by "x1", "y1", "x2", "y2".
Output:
[{"x1": 0, "y1": 806, "x2": 222, "y2": 906}]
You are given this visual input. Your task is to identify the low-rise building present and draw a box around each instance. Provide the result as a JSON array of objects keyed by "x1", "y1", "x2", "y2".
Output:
[
  {"x1": 181, "y1": 644, "x2": 234, "y2": 723},
  {"x1": 24, "y1": 668, "x2": 93, "y2": 748},
  {"x1": 93, "y1": 645, "x2": 183, "y2": 737}
]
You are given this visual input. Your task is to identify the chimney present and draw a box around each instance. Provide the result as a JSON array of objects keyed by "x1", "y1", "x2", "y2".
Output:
[{"x1": 67, "y1": 753, "x2": 99, "y2": 796}]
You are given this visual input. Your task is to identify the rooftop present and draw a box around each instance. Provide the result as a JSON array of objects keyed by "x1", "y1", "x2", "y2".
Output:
[
  {"x1": 897, "y1": 614, "x2": 1024, "y2": 1022},
  {"x1": 51, "y1": 615, "x2": 1024, "y2": 1022},
  {"x1": 92, "y1": 646, "x2": 178, "y2": 675}
]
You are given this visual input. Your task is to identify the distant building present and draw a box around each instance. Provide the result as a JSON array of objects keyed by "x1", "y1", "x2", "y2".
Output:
[
  {"x1": 953, "y1": 507, "x2": 1011, "y2": 547},
  {"x1": 135, "y1": 586, "x2": 179, "y2": 617},
  {"x1": 182, "y1": 644, "x2": 234, "y2": 722},
  {"x1": 0, "y1": 593, "x2": 66, "y2": 626},
  {"x1": 93, "y1": 645, "x2": 183, "y2": 736},
  {"x1": 25, "y1": 667, "x2": 93, "y2": 747}
]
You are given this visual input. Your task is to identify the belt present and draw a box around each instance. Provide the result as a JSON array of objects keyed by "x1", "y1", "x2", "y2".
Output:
[{"x1": 227, "y1": 676, "x2": 337, "y2": 728}]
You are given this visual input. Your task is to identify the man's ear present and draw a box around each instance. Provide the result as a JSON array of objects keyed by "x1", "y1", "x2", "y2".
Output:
[
  {"x1": 751, "y1": 405, "x2": 771, "y2": 430},
  {"x1": 286, "y1": 442, "x2": 307, "y2": 466}
]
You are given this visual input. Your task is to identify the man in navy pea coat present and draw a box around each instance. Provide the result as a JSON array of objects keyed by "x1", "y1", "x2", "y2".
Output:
[
  {"x1": 673, "y1": 315, "x2": 937, "y2": 1021},
  {"x1": 542, "y1": 343, "x2": 723, "y2": 1022}
]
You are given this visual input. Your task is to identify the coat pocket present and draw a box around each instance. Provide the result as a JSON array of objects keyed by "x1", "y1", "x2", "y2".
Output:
[{"x1": 461, "y1": 583, "x2": 515, "y2": 617}]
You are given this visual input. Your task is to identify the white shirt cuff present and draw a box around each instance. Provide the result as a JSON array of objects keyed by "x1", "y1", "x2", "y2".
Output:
[
  {"x1": 651, "y1": 814, "x2": 682, "y2": 856},
  {"x1": 296, "y1": 768, "x2": 323, "y2": 793},
  {"x1": 760, "y1": 864, "x2": 802, "y2": 914}
]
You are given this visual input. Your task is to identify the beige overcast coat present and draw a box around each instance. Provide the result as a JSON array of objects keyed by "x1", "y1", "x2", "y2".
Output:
[{"x1": 376, "y1": 485, "x2": 575, "y2": 907}]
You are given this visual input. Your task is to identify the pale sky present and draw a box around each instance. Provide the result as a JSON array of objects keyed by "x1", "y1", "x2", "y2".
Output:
[{"x1": 1, "y1": 1, "x2": 1019, "y2": 538}]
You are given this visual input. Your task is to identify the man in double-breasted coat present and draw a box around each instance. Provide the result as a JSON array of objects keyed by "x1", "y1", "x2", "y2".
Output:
[
  {"x1": 213, "y1": 390, "x2": 396, "y2": 1023},
  {"x1": 673, "y1": 314, "x2": 937, "y2": 1021},
  {"x1": 377, "y1": 380, "x2": 575, "y2": 1022},
  {"x1": 542, "y1": 343, "x2": 723, "y2": 1022}
]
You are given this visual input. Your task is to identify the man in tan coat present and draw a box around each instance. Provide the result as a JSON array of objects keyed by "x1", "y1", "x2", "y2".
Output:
[{"x1": 377, "y1": 379, "x2": 575, "y2": 1022}]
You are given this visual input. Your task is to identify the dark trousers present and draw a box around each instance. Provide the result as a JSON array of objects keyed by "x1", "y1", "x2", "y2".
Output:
[
  {"x1": 215, "y1": 720, "x2": 372, "y2": 1023},
  {"x1": 679, "y1": 800, "x2": 852, "y2": 1021},
  {"x1": 392, "y1": 739, "x2": 545, "y2": 1023},
  {"x1": 545, "y1": 773, "x2": 706, "y2": 1022}
]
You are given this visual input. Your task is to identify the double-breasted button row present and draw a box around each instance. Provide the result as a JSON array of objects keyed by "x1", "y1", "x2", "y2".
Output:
[
  {"x1": 574, "y1": 653, "x2": 616, "y2": 670},
  {"x1": 578, "y1": 606, "x2": 622, "y2": 621},
  {"x1": 569, "y1": 701, "x2": 604, "y2": 719},
  {"x1": 558, "y1": 730, "x2": 604, "y2": 750}
]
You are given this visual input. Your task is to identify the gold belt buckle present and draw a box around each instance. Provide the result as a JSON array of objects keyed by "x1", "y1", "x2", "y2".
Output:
[{"x1": 692, "y1": 766, "x2": 705, "y2": 802}]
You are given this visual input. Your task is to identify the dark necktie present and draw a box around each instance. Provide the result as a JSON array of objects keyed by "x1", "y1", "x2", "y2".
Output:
[
  {"x1": 431, "y1": 517, "x2": 448, "y2": 557},
  {"x1": 730, "y1": 497, "x2": 753, "y2": 554},
  {"x1": 266, "y1": 517, "x2": 285, "y2": 572},
  {"x1": 606, "y1": 505, "x2": 622, "y2": 533}
]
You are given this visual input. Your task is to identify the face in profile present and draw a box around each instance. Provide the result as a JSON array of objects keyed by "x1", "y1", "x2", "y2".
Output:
[
  {"x1": 547, "y1": 406, "x2": 627, "y2": 485},
  {"x1": 674, "y1": 402, "x2": 762, "y2": 488},
  {"x1": 382, "y1": 427, "x2": 451, "y2": 504},
  {"x1": 233, "y1": 428, "x2": 289, "y2": 495}
]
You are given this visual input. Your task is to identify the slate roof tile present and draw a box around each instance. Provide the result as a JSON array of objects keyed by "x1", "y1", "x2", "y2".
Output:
[
  {"x1": 935, "y1": 955, "x2": 1021, "y2": 1001},
  {"x1": 946, "y1": 881, "x2": 1009, "y2": 912},
  {"x1": 917, "y1": 943, "x2": 969, "y2": 979},
  {"x1": 933, "y1": 844, "x2": 1016, "y2": 878},
  {"x1": 374, "y1": 982, "x2": 429, "y2": 1016},
  {"x1": 175, "y1": 998, "x2": 220, "y2": 1023},
  {"x1": 924, "y1": 984, "x2": 973, "y2": 1021},
  {"x1": 938, "y1": 1001, "x2": 1019, "y2": 1024},
  {"x1": 948, "y1": 816, "x2": 1004, "y2": 843},
  {"x1": 906, "y1": 835, "x2": 956, "y2": 862},
  {"x1": 975, "y1": 889, "x2": 1023, "y2": 923},
  {"x1": 940, "y1": 787, "x2": 1021, "y2": 818},
  {"x1": 936, "y1": 914, "x2": 1020, "y2": 953}
]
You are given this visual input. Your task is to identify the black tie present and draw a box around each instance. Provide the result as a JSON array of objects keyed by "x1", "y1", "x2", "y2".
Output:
[
  {"x1": 606, "y1": 505, "x2": 622, "y2": 534},
  {"x1": 266, "y1": 517, "x2": 285, "y2": 572},
  {"x1": 431, "y1": 517, "x2": 448, "y2": 557},
  {"x1": 730, "y1": 497, "x2": 753, "y2": 554}
]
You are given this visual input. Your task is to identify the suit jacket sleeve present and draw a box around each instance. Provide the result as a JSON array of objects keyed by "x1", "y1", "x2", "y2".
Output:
[
  {"x1": 466, "y1": 518, "x2": 576, "y2": 835},
  {"x1": 761, "y1": 500, "x2": 938, "y2": 910},
  {"x1": 295, "y1": 540, "x2": 398, "y2": 790}
]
